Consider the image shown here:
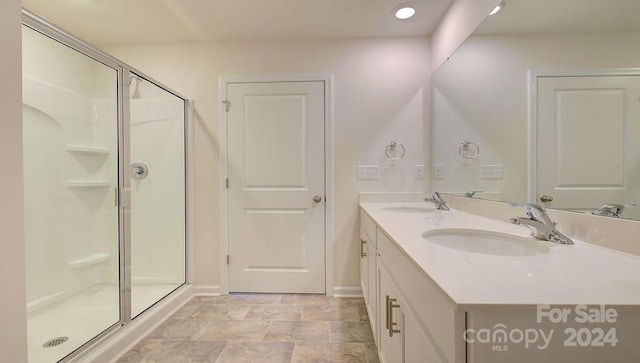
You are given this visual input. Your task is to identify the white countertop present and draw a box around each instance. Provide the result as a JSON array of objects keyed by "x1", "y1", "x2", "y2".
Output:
[{"x1": 360, "y1": 202, "x2": 640, "y2": 306}]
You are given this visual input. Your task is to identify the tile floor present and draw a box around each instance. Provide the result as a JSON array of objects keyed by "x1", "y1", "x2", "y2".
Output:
[{"x1": 117, "y1": 294, "x2": 379, "y2": 363}]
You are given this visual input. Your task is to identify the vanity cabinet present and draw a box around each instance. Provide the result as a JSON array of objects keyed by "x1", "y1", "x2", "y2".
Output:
[
  {"x1": 360, "y1": 212, "x2": 378, "y2": 344},
  {"x1": 360, "y1": 207, "x2": 465, "y2": 363},
  {"x1": 360, "y1": 203, "x2": 640, "y2": 362}
]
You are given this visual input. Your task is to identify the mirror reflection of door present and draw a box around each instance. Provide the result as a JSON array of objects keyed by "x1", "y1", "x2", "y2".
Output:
[{"x1": 535, "y1": 73, "x2": 640, "y2": 217}]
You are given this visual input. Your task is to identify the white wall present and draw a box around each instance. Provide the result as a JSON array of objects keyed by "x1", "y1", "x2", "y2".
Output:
[
  {"x1": 104, "y1": 37, "x2": 431, "y2": 289},
  {"x1": 430, "y1": 0, "x2": 499, "y2": 72},
  {"x1": 0, "y1": 0, "x2": 28, "y2": 361},
  {"x1": 432, "y1": 32, "x2": 640, "y2": 202}
]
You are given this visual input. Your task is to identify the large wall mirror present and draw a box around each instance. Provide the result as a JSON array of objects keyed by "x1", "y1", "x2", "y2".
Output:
[{"x1": 432, "y1": 0, "x2": 640, "y2": 220}]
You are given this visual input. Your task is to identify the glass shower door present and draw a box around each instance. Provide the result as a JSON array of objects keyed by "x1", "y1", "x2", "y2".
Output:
[
  {"x1": 22, "y1": 26, "x2": 120, "y2": 362},
  {"x1": 129, "y1": 73, "x2": 186, "y2": 317}
]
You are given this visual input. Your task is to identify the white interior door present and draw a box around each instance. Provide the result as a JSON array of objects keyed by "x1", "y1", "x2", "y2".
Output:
[
  {"x1": 226, "y1": 81, "x2": 326, "y2": 293},
  {"x1": 536, "y1": 75, "x2": 640, "y2": 210}
]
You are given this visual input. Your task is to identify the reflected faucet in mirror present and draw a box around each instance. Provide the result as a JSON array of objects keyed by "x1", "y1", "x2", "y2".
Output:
[
  {"x1": 592, "y1": 203, "x2": 638, "y2": 218},
  {"x1": 510, "y1": 204, "x2": 573, "y2": 245},
  {"x1": 465, "y1": 191, "x2": 483, "y2": 198},
  {"x1": 426, "y1": 191, "x2": 449, "y2": 210}
]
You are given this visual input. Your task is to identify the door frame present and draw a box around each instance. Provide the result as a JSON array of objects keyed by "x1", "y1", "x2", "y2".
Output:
[
  {"x1": 218, "y1": 74, "x2": 334, "y2": 295},
  {"x1": 526, "y1": 68, "x2": 640, "y2": 204}
]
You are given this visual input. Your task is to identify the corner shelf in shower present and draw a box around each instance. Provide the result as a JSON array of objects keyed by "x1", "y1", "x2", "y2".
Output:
[
  {"x1": 67, "y1": 253, "x2": 111, "y2": 269},
  {"x1": 65, "y1": 144, "x2": 111, "y2": 155},
  {"x1": 66, "y1": 180, "x2": 111, "y2": 188}
]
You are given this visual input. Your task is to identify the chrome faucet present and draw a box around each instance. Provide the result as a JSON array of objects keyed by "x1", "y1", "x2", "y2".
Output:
[
  {"x1": 593, "y1": 203, "x2": 638, "y2": 217},
  {"x1": 510, "y1": 204, "x2": 573, "y2": 245},
  {"x1": 592, "y1": 204, "x2": 625, "y2": 218},
  {"x1": 425, "y1": 191, "x2": 449, "y2": 210}
]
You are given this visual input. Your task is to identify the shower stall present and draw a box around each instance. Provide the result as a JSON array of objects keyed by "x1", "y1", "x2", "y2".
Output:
[{"x1": 22, "y1": 11, "x2": 187, "y2": 362}]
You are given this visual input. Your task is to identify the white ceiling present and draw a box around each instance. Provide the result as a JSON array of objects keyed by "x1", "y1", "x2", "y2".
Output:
[{"x1": 22, "y1": 0, "x2": 454, "y2": 45}]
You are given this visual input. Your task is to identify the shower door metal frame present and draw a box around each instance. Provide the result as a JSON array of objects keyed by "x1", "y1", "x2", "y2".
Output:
[{"x1": 21, "y1": 9, "x2": 190, "y2": 363}]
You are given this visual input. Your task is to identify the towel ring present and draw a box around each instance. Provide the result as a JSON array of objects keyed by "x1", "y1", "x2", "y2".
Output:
[
  {"x1": 385, "y1": 142, "x2": 406, "y2": 160},
  {"x1": 459, "y1": 140, "x2": 479, "y2": 159}
]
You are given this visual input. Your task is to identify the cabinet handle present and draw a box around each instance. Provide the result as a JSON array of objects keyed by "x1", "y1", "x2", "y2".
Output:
[
  {"x1": 360, "y1": 239, "x2": 367, "y2": 258},
  {"x1": 385, "y1": 295, "x2": 390, "y2": 330},
  {"x1": 388, "y1": 296, "x2": 401, "y2": 337}
]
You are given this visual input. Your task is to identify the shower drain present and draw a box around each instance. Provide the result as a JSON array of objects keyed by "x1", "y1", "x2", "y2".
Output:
[{"x1": 43, "y1": 336, "x2": 69, "y2": 348}]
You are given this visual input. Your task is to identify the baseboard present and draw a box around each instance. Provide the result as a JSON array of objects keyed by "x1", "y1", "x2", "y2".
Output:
[
  {"x1": 332, "y1": 286, "x2": 363, "y2": 297},
  {"x1": 75, "y1": 284, "x2": 193, "y2": 363},
  {"x1": 190, "y1": 285, "x2": 222, "y2": 296}
]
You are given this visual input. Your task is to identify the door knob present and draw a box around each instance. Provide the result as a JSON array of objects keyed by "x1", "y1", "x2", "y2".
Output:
[
  {"x1": 313, "y1": 195, "x2": 322, "y2": 203},
  {"x1": 540, "y1": 195, "x2": 554, "y2": 203}
]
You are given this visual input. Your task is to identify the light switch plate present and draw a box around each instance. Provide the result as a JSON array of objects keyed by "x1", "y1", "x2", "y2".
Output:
[
  {"x1": 480, "y1": 164, "x2": 503, "y2": 179},
  {"x1": 433, "y1": 165, "x2": 444, "y2": 179},
  {"x1": 415, "y1": 164, "x2": 425, "y2": 179},
  {"x1": 357, "y1": 165, "x2": 379, "y2": 180}
]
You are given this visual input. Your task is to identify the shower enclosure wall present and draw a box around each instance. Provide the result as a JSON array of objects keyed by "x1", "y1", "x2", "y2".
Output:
[{"x1": 22, "y1": 12, "x2": 187, "y2": 362}]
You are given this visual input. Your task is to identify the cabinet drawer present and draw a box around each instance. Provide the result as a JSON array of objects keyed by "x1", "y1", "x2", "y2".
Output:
[
  {"x1": 360, "y1": 209, "x2": 377, "y2": 248},
  {"x1": 377, "y1": 229, "x2": 460, "y2": 363}
]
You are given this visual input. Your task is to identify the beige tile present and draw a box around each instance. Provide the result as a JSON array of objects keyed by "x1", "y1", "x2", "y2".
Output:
[
  {"x1": 245, "y1": 304, "x2": 302, "y2": 321},
  {"x1": 291, "y1": 342, "x2": 367, "y2": 363},
  {"x1": 142, "y1": 340, "x2": 226, "y2": 363},
  {"x1": 301, "y1": 305, "x2": 360, "y2": 322},
  {"x1": 189, "y1": 304, "x2": 250, "y2": 320},
  {"x1": 116, "y1": 339, "x2": 161, "y2": 363},
  {"x1": 364, "y1": 343, "x2": 380, "y2": 363},
  {"x1": 226, "y1": 294, "x2": 283, "y2": 304},
  {"x1": 196, "y1": 320, "x2": 269, "y2": 341},
  {"x1": 147, "y1": 318, "x2": 210, "y2": 339},
  {"x1": 216, "y1": 341, "x2": 294, "y2": 363},
  {"x1": 264, "y1": 321, "x2": 330, "y2": 342},
  {"x1": 170, "y1": 301, "x2": 201, "y2": 319},
  {"x1": 330, "y1": 297, "x2": 365, "y2": 306},
  {"x1": 121, "y1": 293, "x2": 378, "y2": 362},
  {"x1": 280, "y1": 294, "x2": 331, "y2": 305},
  {"x1": 358, "y1": 306, "x2": 370, "y2": 322},
  {"x1": 330, "y1": 321, "x2": 375, "y2": 343},
  {"x1": 190, "y1": 295, "x2": 229, "y2": 304}
]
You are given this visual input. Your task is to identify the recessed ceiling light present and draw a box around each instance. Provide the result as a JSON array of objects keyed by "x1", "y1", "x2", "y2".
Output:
[
  {"x1": 395, "y1": 6, "x2": 416, "y2": 20},
  {"x1": 489, "y1": 1, "x2": 505, "y2": 15}
]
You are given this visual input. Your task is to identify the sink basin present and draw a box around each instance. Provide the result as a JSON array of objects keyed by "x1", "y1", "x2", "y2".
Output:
[
  {"x1": 382, "y1": 206, "x2": 436, "y2": 213},
  {"x1": 422, "y1": 228, "x2": 550, "y2": 256}
]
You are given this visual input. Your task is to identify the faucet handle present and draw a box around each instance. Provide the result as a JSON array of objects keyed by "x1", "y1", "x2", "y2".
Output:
[{"x1": 511, "y1": 203, "x2": 553, "y2": 225}]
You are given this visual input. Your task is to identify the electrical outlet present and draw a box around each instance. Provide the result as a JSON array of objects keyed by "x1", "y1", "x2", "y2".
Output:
[
  {"x1": 433, "y1": 165, "x2": 444, "y2": 179},
  {"x1": 414, "y1": 165, "x2": 425, "y2": 179},
  {"x1": 357, "y1": 165, "x2": 379, "y2": 180},
  {"x1": 480, "y1": 164, "x2": 503, "y2": 179}
]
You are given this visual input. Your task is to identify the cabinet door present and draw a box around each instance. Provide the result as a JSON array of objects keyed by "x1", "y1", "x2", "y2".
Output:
[
  {"x1": 378, "y1": 262, "x2": 403, "y2": 363},
  {"x1": 404, "y1": 300, "x2": 442, "y2": 363},
  {"x1": 379, "y1": 260, "x2": 442, "y2": 363},
  {"x1": 367, "y1": 238, "x2": 378, "y2": 344},
  {"x1": 359, "y1": 227, "x2": 369, "y2": 305}
]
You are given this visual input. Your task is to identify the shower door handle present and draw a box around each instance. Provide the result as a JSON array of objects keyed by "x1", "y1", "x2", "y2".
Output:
[{"x1": 131, "y1": 162, "x2": 149, "y2": 179}]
